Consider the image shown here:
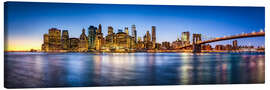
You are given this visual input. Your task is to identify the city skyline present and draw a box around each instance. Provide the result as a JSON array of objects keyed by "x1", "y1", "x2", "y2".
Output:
[
  {"x1": 39, "y1": 24, "x2": 264, "y2": 53},
  {"x1": 5, "y1": 2, "x2": 265, "y2": 51}
]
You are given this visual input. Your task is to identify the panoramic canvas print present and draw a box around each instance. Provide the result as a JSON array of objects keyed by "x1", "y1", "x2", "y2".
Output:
[{"x1": 4, "y1": 2, "x2": 265, "y2": 88}]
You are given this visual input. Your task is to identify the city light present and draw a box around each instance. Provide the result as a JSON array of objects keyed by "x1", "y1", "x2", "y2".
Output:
[{"x1": 39, "y1": 24, "x2": 265, "y2": 53}]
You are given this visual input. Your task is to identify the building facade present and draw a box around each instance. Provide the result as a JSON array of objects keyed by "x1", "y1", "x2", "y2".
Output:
[
  {"x1": 88, "y1": 26, "x2": 96, "y2": 50},
  {"x1": 152, "y1": 26, "x2": 156, "y2": 49},
  {"x1": 95, "y1": 24, "x2": 104, "y2": 51},
  {"x1": 42, "y1": 25, "x2": 159, "y2": 52},
  {"x1": 181, "y1": 31, "x2": 190, "y2": 45},
  {"x1": 79, "y1": 28, "x2": 89, "y2": 52},
  {"x1": 61, "y1": 30, "x2": 70, "y2": 50},
  {"x1": 41, "y1": 28, "x2": 62, "y2": 52}
]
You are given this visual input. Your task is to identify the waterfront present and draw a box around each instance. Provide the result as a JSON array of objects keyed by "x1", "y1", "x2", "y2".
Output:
[{"x1": 4, "y1": 52, "x2": 265, "y2": 88}]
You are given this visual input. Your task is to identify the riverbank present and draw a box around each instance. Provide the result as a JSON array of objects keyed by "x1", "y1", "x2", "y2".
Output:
[{"x1": 5, "y1": 50, "x2": 265, "y2": 53}]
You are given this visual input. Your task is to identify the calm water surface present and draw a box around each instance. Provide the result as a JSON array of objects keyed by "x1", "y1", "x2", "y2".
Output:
[{"x1": 4, "y1": 52, "x2": 265, "y2": 88}]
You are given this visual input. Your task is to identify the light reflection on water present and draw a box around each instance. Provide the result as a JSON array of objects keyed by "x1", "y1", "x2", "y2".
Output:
[{"x1": 4, "y1": 52, "x2": 265, "y2": 88}]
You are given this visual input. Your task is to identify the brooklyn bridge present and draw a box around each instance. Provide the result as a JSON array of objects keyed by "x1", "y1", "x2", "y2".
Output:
[{"x1": 178, "y1": 31, "x2": 265, "y2": 53}]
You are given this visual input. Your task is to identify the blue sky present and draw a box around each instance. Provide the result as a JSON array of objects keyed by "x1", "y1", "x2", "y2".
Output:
[{"x1": 5, "y1": 2, "x2": 265, "y2": 50}]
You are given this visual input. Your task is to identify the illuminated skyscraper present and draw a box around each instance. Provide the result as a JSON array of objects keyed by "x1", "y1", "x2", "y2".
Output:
[
  {"x1": 61, "y1": 30, "x2": 70, "y2": 50},
  {"x1": 130, "y1": 25, "x2": 137, "y2": 49},
  {"x1": 144, "y1": 30, "x2": 152, "y2": 49},
  {"x1": 132, "y1": 24, "x2": 137, "y2": 42},
  {"x1": 41, "y1": 28, "x2": 62, "y2": 52},
  {"x1": 42, "y1": 25, "x2": 160, "y2": 52},
  {"x1": 88, "y1": 26, "x2": 96, "y2": 50},
  {"x1": 95, "y1": 24, "x2": 104, "y2": 50},
  {"x1": 48, "y1": 28, "x2": 61, "y2": 50},
  {"x1": 181, "y1": 31, "x2": 190, "y2": 45},
  {"x1": 41, "y1": 34, "x2": 49, "y2": 52},
  {"x1": 152, "y1": 26, "x2": 156, "y2": 49},
  {"x1": 105, "y1": 26, "x2": 115, "y2": 49}
]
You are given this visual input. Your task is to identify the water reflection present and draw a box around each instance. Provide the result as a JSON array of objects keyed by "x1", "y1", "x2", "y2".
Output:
[{"x1": 4, "y1": 52, "x2": 265, "y2": 88}]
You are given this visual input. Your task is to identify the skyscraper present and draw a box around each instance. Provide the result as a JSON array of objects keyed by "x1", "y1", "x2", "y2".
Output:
[
  {"x1": 88, "y1": 26, "x2": 96, "y2": 50},
  {"x1": 146, "y1": 30, "x2": 151, "y2": 42},
  {"x1": 181, "y1": 31, "x2": 190, "y2": 45},
  {"x1": 105, "y1": 26, "x2": 115, "y2": 49},
  {"x1": 95, "y1": 24, "x2": 104, "y2": 50},
  {"x1": 48, "y1": 28, "x2": 61, "y2": 50},
  {"x1": 145, "y1": 30, "x2": 152, "y2": 49},
  {"x1": 41, "y1": 34, "x2": 49, "y2": 52},
  {"x1": 97, "y1": 24, "x2": 102, "y2": 34},
  {"x1": 41, "y1": 28, "x2": 62, "y2": 52},
  {"x1": 132, "y1": 24, "x2": 137, "y2": 42},
  {"x1": 61, "y1": 30, "x2": 69, "y2": 50},
  {"x1": 131, "y1": 25, "x2": 137, "y2": 49},
  {"x1": 152, "y1": 26, "x2": 156, "y2": 49}
]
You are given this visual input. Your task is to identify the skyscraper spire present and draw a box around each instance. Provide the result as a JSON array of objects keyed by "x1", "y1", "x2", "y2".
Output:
[
  {"x1": 98, "y1": 24, "x2": 102, "y2": 34},
  {"x1": 82, "y1": 28, "x2": 85, "y2": 34},
  {"x1": 125, "y1": 27, "x2": 129, "y2": 35}
]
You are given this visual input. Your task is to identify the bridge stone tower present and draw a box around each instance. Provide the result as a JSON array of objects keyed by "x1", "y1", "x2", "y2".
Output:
[{"x1": 192, "y1": 34, "x2": 202, "y2": 53}]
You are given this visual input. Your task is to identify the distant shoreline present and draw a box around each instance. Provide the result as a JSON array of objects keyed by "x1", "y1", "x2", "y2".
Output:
[{"x1": 4, "y1": 50, "x2": 265, "y2": 53}]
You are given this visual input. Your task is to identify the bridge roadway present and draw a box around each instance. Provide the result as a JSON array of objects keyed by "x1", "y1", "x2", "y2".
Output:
[{"x1": 179, "y1": 32, "x2": 265, "y2": 49}]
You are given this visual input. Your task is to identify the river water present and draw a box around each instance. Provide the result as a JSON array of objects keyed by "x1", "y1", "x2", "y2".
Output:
[{"x1": 4, "y1": 52, "x2": 265, "y2": 88}]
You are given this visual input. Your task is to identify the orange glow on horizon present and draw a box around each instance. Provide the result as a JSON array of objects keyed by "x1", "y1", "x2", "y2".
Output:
[{"x1": 5, "y1": 38, "x2": 42, "y2": 51}]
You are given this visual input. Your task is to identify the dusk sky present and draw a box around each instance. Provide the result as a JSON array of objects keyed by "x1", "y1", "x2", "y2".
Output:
[{"x1": 5, "y1": 2, "x2": 265, "y2": 51}]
